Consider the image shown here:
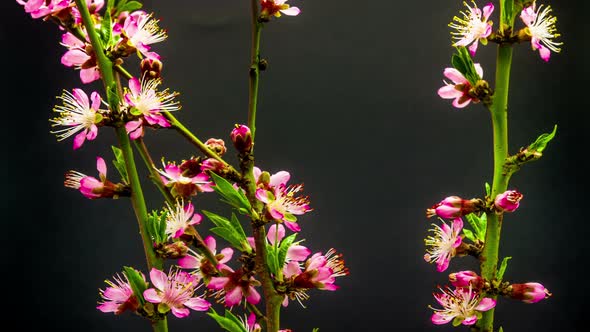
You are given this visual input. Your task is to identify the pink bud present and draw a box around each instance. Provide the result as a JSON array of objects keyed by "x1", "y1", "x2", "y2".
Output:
[
  {"x1": 230, "y1": 124, "x2": 252, "y2": 154},
  {"x1": 449, "y1": 270, "x2": 483, "y2": 289},
  {"x1": 204, "y1": 138, "x2": 227, "y2": 156},
  {"x1": 509, "y1": 282, "x2": 551, "y2": 303},
  {"x1": 494, "y1": 190, "x2": 523, "y2": 213},
  {"x1": 426, "y1": 196, "x2": 483, "y2": 219},
  {"x1": 201, "y1": 158, "x2": 226, "y2": 173}
]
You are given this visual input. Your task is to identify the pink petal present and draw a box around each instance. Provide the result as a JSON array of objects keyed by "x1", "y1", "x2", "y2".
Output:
[
  {"x1": 283, "y1": 261, "x2": 301, "y2": 279},
  {"x1": 483, "y1": 3, "x2": 494, "y2": 20},
  {"x1": 269, "y1": 209, "x2": 284, "y2": 221},
  {"x1": 270, "y1": 171, "x2": 290, "y2": 188},
  {"x1": 267, "y1": 224, "x2": 285, "y2": 245},
  {"x1": 443, "y1": 68, "x2": 468, "y2": 84},
  {"x1": 436, "y1": 255, "x2": 450, "y2": 272},
  {"x1": 282, "y1": 296, "x2": 289, "y2": 307},
  {"x1": 73, "y1": 131, "x2": 87, "y2": 150},
  {"x1": 438, "y1": 85, "x2": 463, "y2": 99},
  {"x1": 125, "y1": 120, "x2": 143, "y2": 137},
  {"x1": 462, "y1": 315, "x2": 478, "y2": 325},
  {"x1": 246, "y1": 237, "x2": 255, "y2": 250},
  {"x1": 280, "y1": 7, "x2": 300, "y2": 16},
  {"x1": 246, "y1": 286, "x2": 261, "y2": 304},
  {"x1": 96, "y1": 156, "x2": 107, "y2": 177},
  {"x1": 284, "y1": 221, "x2": 301, "y2": 232},
  {"x1": 255, "y1": 189, "x2": 271, "y2": 203},
  {"x1": 287, "y1": 245, "x2": 311, "y2": 261},
  {"x1": 474, "y1": 63, "x2": 484, "y2": 79},
  {"x1": 538, "y1": 45, "x2": 551, "y2": 62},
  {"x1": 452, "y1": 96, "x2": 472, "y2": 108},
  {"x1": 129, "y1": 77, "x2": 141, "y2": 96},
  {"x1": 253, "y1": 167, "x2": 262, "y2": 181},
  {"x1": 431, "y1": 313, "x2": 453, "y2": 325},
  {"x1": 97, "y1": 302, "x2": 119, "y2": 313},
  {"x1": 225, "y1": 287, "x2": 243, "y2": 307},
  {"x1": 61, "y1": 49, "x2": 89, "y2": 67},
  {"x1": 207, "y1": 277, "x2": 228, "y2": 290},
  {"x1": 170, "y1": 306, "x2": 190, "y2": 318},
  {"x1": 183, "y1": 297, "x2": 211, "y2": 311},
  {"x1": 80, "y1": 68, "x2": 100, "y2": 84},
  {"x1": 204, "y1": 236, "x2": 217, "y2": 252},
  {"x1": 475, "y1": 298, "x2": 496, "y2": 311},
  {"x1": 149, "y1": 268, "x2": 168, "y2": 291},
  {"x1": 178, "y1": 255, "x2": 199, "y2": 269},
  {"x1": 90, "y1": 91, "x2": 101, "y2": 110},
  {"x1": 468, "y1": 41, "x2": 479, "y2": 56},
  {"x1": 218, "y1": 247, "x2": 234, "y2": 264},
  {"x1": 103, "y1": 287, "x2": 129, "y2": 301},
  {"x1": 62, "y1": 32, "x2": 84, "y2": 48},
  {"x1": 72, "y1": 88, "x2": 90, "y2": 109},
  {"x1": 189, "y1": 213, "x2": 202, "y2": 226},
  {"x1": 86, "y1": 124, "x2": 98, "y2": 140},
  {"x1": 452, "y1": 218, "x2": 464, "y2": 232},
  {"x1": 143, "y1": 288, "x2": 162, "y2": 303}
]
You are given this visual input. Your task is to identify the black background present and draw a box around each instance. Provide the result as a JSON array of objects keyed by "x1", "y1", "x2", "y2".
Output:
[{"x1": 2, "y1": 1, "x2": 588, "y2": 331}]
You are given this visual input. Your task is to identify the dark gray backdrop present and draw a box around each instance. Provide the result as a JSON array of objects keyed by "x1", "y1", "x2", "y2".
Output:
[{"x1": 2, "y1": 1, "x2": 587, "y2": 331}]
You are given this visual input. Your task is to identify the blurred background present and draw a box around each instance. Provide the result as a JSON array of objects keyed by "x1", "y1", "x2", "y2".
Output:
[{"x1": 2, "y1": 1, "x2": 587, "y2": 331}]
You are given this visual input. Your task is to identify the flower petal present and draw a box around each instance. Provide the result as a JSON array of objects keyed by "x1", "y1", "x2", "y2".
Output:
[
  {"x1": 443, "y1": 68, "x2": 468, "y2": 84},
  {"x1": 170, "y1": 306, "x2": 190, "y2": 318},
  {"x1": 475, "y1": 297, "x2": 497, "y2": 311},
  {"x1": 143, "y1": 288, "x2": 162, "y2": 303},
  {"x1": 149, "y1": 268, "x2": 168, "y2": 291},
  {"x1": 183, "y1": 297, "x2": 211, "y2": 311}
]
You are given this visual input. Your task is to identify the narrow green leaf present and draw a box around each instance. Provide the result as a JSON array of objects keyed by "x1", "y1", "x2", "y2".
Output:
[
  {"x1": 451, "y1": 47, "x2": 481, "y2": 86},
  {"x1": 478, "y1": 212, "x2": 487, "y2": 240},
  {"x1": 111, "y1": 146, "x2": 129, "y2": 183},
  {"x1": 147, "y1": 210, "x2": 167, "y2": 244},
  {"x1": 207, "y1": 309, "x2": 247, "y2": 332},
  {"x1": 527, "y1": 125, "x2": 557, "y2": 155},
  {"x1": 119, "y1": 1, "x2": 143, "y2": 13},
  {"x1": 122, "y1": 266, "x2": 147, "y2": 305},
  {"x1": 499, "y1": 327, "x2": 504, "y2": 332},
  {"x1": 266, "y1": 244, "x2": 279, "y2": 276},
  {"x1": 229, "y1": 213, "x2": 247, "y2": 240},
  {"x1": 223, "y1": 310, "x2": 246, "y2": 330},
  {"x1": 462, "y1": 228, "x2": 476, "y2": 242},
  {"x1": 101, "y1": 3, "x2": 113, "y2": 47},
  {"x1": 496, "y1": 256, "x2": 512, "y2": 281},
  {"x1": 485, "y1": 182, "x2": 491, "y2": 197},
  {"x1": 500, "y1": 0, "x2": 515, "y2": 29},
  {"x1": 464, "y1": 214, "x2": 481, "y2": 238},
  {"x1": 209, "y1": 172, "x2": 252, "y2": 212},
  {"x1": 277, "y1": 234, "x2": 297, "y2": 270},
  {"x1": 202, "y1": 210, "x2": 232, "y2": 228},
  {"x1": 210, "y1": 227, "x2": 244, "y2": 250}
]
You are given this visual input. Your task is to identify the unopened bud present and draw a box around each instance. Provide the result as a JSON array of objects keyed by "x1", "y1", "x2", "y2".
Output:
[
  {"x1": 258, "y1": 171, "x2": 271, "y2": 187},
  {"x1": 200, "y1": 158, "x2": 226, "y2": 173},
  {"x1": 230, "y1": 124, "x2": 253, "y2": 154},
  {"x1": 494, "y1": 190, "x2": 522, "y2": 213},
  {"x1": 154, "y1": 241, "x2": 189, "y2": 259},
  {"x1": 140, "y1": 58, "x2": 163, "y2": 80},
  {"x1": 204, "y1": 138, "x2": 227, "y2": 156},
  {"x1": 509, "y1": 282, "x2": 551, "y2": 303},
  {"x1": 426, "y1": 196, "x2": 483, "y2": 219},
  {"x1": 449, "y1": 270, "x2": 483, "y2": 289}
]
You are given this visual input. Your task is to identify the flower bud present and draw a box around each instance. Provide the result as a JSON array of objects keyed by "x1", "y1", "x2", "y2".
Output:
[
  {"x1": 154, "y1": 241, "x2": 189, "y2": 259},
  {"x1": 140, "y1": 58, "x2": 163, "y2": 80},
  {"x1": 258, "y1": 171, "x2": 271, "y2": 187},
  {"x1": 205, "y1": 138, "x2": 227, "y2": 156},
  {"x1": 426, "y1": 196, "x2": 483, "y2": 219},
  {"x1": 509, "y1": 282, "x2": 551, "y2": 303},
  {"x1": 449, "y1": 270, "x2": 483, "y2": 289},
  {"x1": 230, "y1": 124, "x2": 253, "y2": 154},
  {"x1": 200, "y1": 158, "x2": 226, "y2": 173},
  {"x1": 494, "y1": 190, "x2": 523, "y2": 213}
]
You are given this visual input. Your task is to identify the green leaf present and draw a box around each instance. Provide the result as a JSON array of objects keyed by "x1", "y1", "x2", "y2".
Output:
[
  {"x1": 527, "y1": 125, "x2": 557, "y2": 155},
  {"x1": 266, "y1": 244, "x2": 279, "y2": 276},
  {"x1": 111, "y1": 146, "x2": 129, "y2": 183},
  {"x1": 207, "y1": 309, "x2": 247, "y2": 332},
  {"x1": 100, "y1": 3, "x2": 113, "y2": 48},
  {"x1": 277, "y1": 234, "x2": 297, "y2": 271},
  {"x1": 147, "y1": 210, "x2": 167, "y2": 244},
  {"x1": 122, "y1": 266, "x2": 147, "y2": 305},
  {"x1": 202, "y1": 210, "x2": 249, "y2": 251},
  {"x1": 462, "y1": 228, "x2": 476, "y2": 242},
  {"x1": 500, "y1": 0, "x2": 515, "y2": 29},
  {"x1": 496, "y1": 256, "x2": 512, "y2": 281},
  {"x1": 464, "y1": 212, "x2": 487, "y2": 241},
  {"x1": 485, "y1": 182, "x2": 491, "y2": 197},
  {"x1": 118, "y1": 0, "x2": 143, "y2": 13},
  {"x1": 499, "y1": 327, "x2": 504, "y2": 332},
  {"x1": 478, "y1": 212, "x2": 487, "y2": 240},
  {"x1": 209, "y1": 172, "x2": 252, "y2": 213},
  {"x1": 229, "y1": 213, "x2": 248, "y2": 241},
  {"x1": 210, "y1": 227, "x2": 244, "y2": 251},
  {"x1": 451, "y1": 47, "x2": 481, "y2": 86}
]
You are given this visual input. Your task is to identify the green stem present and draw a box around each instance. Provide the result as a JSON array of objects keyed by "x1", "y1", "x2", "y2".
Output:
[
  {"x1": 248, "y1": 0, "x2": 263, "y2": 142},
  {"x1": 478, "y1": 44, "x2": 514, "y2": 332},
  {"x1": 74, "y1": 1, "x2": 166, "y2": 331}
]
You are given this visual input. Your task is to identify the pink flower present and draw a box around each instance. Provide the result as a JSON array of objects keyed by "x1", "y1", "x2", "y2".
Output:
[
  {"x1": 449, "y1": 1, "x2": 494, "y2": 56},
  {"x1": 287, "y1": 249, "x2": 348, "y2": 291},
  {"x1": 60, "y1": 32, "x2": 100, "y2": 84},
  {"x1": 426, "y1": 196, "x2": 483, "y2": 219},
  {"x1": 143, "y1": 268, "x2": 211, "y2": 318},
  {"x1": 266, "y1": 224, "x2": 311, "y2": 262},
  {"x1": 255, "y1": 184, "x2": 311, "y2": 232},
  {"x1": 424, "y1": 218, "x2": 463, "y2": 272},
  {"x1": 116, "y1": 11, "x2": 167, "y2": 60},
  {"x1": 164, "y1": 201, "x2": 203, "y2": 239},
  {"x1": 50, "y1": 88, "x2": 107, "y2": 150},
  {"x1": 16, "y1": 0, "x2": 71, "y2": 19},
  {"x1": 157, "y1": 162, "x2": 214, "y2": 198},
  {"x1": 230, "y1": 125, "x2": 253, "y2": 154},
  {"x1": 509, "y1": 282, "x2": 551, "y2": 303},
  {"x1": 494, "y1": 190, "x2": 523, "y2": 213},
  {"x1": 438, "y1": 64, "x2": 484, "y2": 108},
  {"x1": 241, "y1": 313, "x2": 262, "y2": 332},
  {"x1": 431, "y1": 285, "x2": 496, "y2": 326},
  {"x1": 123, "y1": 76, "x2": 179, "y2": 139},
  {"x1": 71, "y1": 0, "x2": 104, "y2": 24},
  {"x1": 208, "y1": 267, "x2": 261, "y2": 307},
  {"x1": 64, "y1": 156, "x2": 127, "y2": 199},
  {"x1": 97, "y1": 272, "x2": 140, "y2": 314},
  {"x1": 520, "y1": 2, "x2": 562, "y2": 62},
  {"x1": 260, "y1": 0, "x2": 301, "y2": 18},
  {"x1": 449, "y1": 270, "x2": 483, "y2": 289},
  {"x1": 253, "y1": 167, "x2": 290, "y2": 190},
  {"x1": 178, "y1": 236, "x2": 234, "y2": 276}
]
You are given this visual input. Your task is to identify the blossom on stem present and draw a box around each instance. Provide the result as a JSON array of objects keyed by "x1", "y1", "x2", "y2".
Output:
[
  {"x1": 97, "y1": 272, "x2": 140, "y2": 314},
  {"x1": 437, "y1": 64, "x2": 484, "y2": 108},
  {"x1": 157, "y1": 161, "x2": 214, "y2": 198},
  {"x1": 16, "y1": 0, "x2": 71, "y2": 19},
  {"x1": 208, "y1": 267, "x2": 261, "y2": 307},
  {"x1": 123, "y1": 76, "x2": 179, "y2": 140},
  {"x1": 266, "y1": 224, "x2": 311, "y2": 262},
  {"x1": 494, "y1": 189, "x2": 523, "y2": 213},
  {"x1": 520, "y1": 2, "x2": 562, "y2": 62},
  {"x1": 64, "y1": 156, "x2": 127, "y2": 199},
  {"x1": 255, "y1": 183, "x2": 312, "y2": 232},
  {"x1": 449, "y1": 1, "x2": 494, "y2": 56},
  {"x1": 424, "y1": 218, "x2": 463, "y2": 272},
  {"x1": 164, "y1": 200, "x2": 203, "y2": 239},
  {"x1": 230, "y1": 125, "x2": 253, "y2": 154},
  {"x1": 509, "y1": 282, "x2": 551, "y2": 303},
  {"x1": 178, "y1": 235, "x2": 234, "y2": 279},
  {"x1": 115, "y1": 11, "x2": 167, "y2": 60},
  {"x1": 60, "y1": 32, "x2": 101, "y2": 84},
  {"x1": 50, "y1": 88, "x2": 108, "y2": 150},
  {"x1": 430, "y1": 285, "x2": 496, "y2": 326},
  {"x1": 426, "y1": 196, "x2": 483, "y2": 219},
  {"x1": 449, "y1": 270, "x2": 483, "y2": 289},
  {"x1": 143, "y1": 268, "x2": 211, "y2": 318},
  {"x1": 260, "y1": 0, "x2": 301, "y2": 18}
]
